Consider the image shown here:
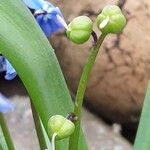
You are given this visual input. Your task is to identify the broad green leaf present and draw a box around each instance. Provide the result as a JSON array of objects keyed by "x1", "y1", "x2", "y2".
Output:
[
  {"x1": 134, "y1": 82, "x2": 150, "y2": 150},
  {"x1": 0, "y1": 0, "x2": 87, "y2": 149}
]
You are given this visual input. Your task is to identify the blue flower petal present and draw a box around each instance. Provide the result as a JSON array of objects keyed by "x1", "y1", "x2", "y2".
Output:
[
  {"x1": 23, "y1": 0, "x2": 65, "y2": 37},
  {"x1": 0, "y1": 93, "x2": 14, "y2": 113},
  {"x1": 36, "y1": 7, "x2": 64, "y2": 37},
  {"x1": 47, "y1": 7, "x2": 63, "y2": 17},
  {"x1": 36, "y1": 15, "x2": 52, "y2": 37},
  {"x1": 23, "y1": 0, "x2": 44, "y2": 10},
  {"x1": 42, "y1": 1, "x2": 54, "y2": 10},
  {"x1": 4, "y1": 59, "x2": 17, "y2": 80},
  {"x1": 47, "y1": 17, "x2": 64, "y2": 34}
]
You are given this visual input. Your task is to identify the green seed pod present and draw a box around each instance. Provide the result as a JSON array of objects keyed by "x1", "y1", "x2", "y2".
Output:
[
  {"x1": 66, "y1": 16, "x2": 93, "y2": 44},
  {"x1": 96, "y1": 5, "x2": 126, "y2": 34},
  {"x1": 48, "y1": 115, "x2": 75, "y2": 140}
]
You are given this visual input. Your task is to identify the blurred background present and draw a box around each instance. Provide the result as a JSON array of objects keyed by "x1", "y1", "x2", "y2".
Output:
[{"x1": 1, "y1": 0, "x2": 150, "y2": 149}]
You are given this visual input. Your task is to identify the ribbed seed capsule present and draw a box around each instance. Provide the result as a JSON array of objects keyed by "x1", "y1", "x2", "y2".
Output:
[
  {"x1": 48, "y1": 115, "x2": 75, "y2": 140},
  {"x1": 96, "y1": 5, "x2": 126, "y2": 34},
  {"x1": 66, "y1": 16, "x2": 93, "y2": 44}
]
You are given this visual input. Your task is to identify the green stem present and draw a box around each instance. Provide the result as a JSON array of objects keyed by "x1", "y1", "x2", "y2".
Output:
[
  {"x1": 69, "y1": 33, "x2": 107, "y2": 150},
  {"x1": 0, "y1": 113, "x2": 15, "y2": 150},
  {"x1": 30, "y1": 101, "x2": 47, "y2": 150}
]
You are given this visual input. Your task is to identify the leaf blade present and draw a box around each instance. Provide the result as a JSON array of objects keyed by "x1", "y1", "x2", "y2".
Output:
[{"x1": 0, "y1": 0, "x2": 87, "y2": 149}]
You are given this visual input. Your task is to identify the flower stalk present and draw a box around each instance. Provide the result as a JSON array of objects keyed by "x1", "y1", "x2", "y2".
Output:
[{"x1": 69, "y1": 33, "x2": 107, "y2": 150}]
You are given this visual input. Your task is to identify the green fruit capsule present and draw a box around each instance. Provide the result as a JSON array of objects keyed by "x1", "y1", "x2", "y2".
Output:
[
  {"x1": 48, "y1": 115, "x2": 75, "y2": 140},
  {"x1": 96, "y1": 5, "x2": 126, "y2": 34},
  {"x1": 66, "y1": 16, "x2": 93, "y2": 44}
]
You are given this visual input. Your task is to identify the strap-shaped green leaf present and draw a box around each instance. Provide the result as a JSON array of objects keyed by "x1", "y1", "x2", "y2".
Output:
[
  {"x1": 0, "y1": 0, "x2": 87, "y2": 149},
  {"x1": 134, "y1": 82, "x2": 150, "y2": 150}
]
